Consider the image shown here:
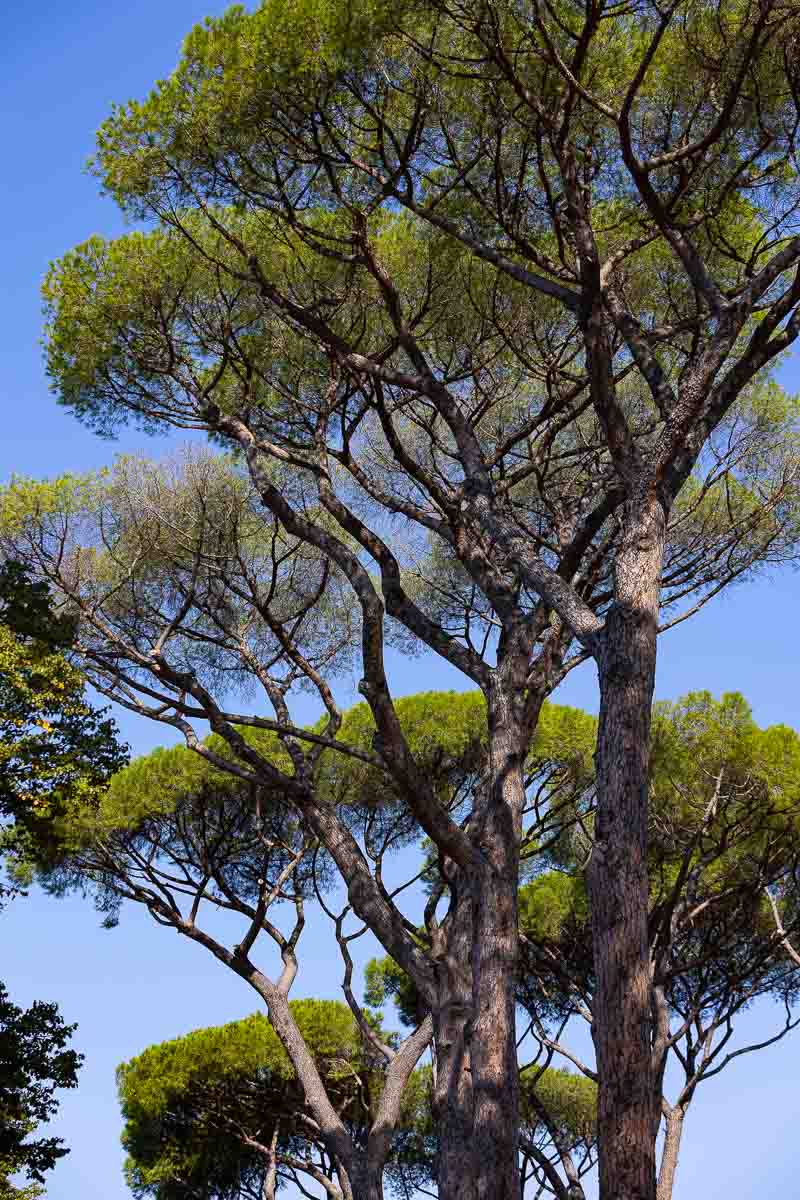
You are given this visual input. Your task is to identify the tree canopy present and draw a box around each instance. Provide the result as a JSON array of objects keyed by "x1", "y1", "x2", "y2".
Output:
[{"x1": 119, "y1": 1000, "x2": 375, "y2": 1200}]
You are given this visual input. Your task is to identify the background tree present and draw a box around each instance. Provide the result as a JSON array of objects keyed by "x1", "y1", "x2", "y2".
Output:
[
  {"x1": 19, "y1": 676, "x2": 800, "y2": 1198},
  {"x1": 0, "y1": 561, "x2": 122, "y2": 1198},
  {"x1": 3, "y1": 430, "x2": 799, "y2": 1200},
  {"x1": 117, "y1": 1000, "x2": 596, "y2": 1200},
  {"x1": 0, "y1": 984, "x2": 82, "y2": 1200},
  {"x1": 9, "y1": 2, "x2": 800, "y2": 1196},
  {"x1": 119, "y1": 999, "x2": 385, "y2": 1200}
]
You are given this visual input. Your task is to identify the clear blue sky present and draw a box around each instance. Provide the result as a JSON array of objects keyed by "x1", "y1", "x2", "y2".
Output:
[{"x1": 1, "y1": 4, "x2": 799, "y2": 1198}]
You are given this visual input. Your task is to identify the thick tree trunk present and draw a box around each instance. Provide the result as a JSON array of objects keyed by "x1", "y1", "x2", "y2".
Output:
[
  {"x1": 656, "y1": 1108, "x2": 685, "y2": 1200},
  {"x1": 350, "y1": 1163, "x2": 384, "y2": 1200},
  {"x1": 587, "y1": 497, "x2": 666, "y2": 1200},
  {"x1": 432, "y1": 881, "x2": 477, "y2": 1200},
  {"x1": 469, "y1": 682, "x2": 526, "y2": 1200}
]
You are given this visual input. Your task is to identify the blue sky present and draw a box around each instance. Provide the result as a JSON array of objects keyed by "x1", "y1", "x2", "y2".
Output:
[{"x1": 2, "y1": 3, "x2": 799, "y2": 1198}]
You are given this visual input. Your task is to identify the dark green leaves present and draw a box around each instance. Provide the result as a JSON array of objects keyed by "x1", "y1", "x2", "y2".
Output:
[{"x1": 0, "y1": 983, "x2": 82, "y2": 1193}]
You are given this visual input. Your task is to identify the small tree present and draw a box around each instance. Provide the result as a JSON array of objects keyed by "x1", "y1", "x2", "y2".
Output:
[
  {"x1": 119, "y1": 1000, "x2": 386, "y2": 1200},
  {"x1": 118, "y1": 1000, "x2": 596, "y2": 1200},
  {"x1": 11, "y1": 3, "x2": 800, "y2": 1194}
]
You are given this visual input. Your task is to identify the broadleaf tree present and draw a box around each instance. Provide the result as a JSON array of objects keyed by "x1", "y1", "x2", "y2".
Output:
[
  {"x1": 0, "y1": 563, "x2": 123, "y2": 1197},
  {"x1": 0, "y1": 984, "x2": 82, "y2": 1200},
  {"x1": 5, "y1": 2, "x2": 800, "y2": 1197}
]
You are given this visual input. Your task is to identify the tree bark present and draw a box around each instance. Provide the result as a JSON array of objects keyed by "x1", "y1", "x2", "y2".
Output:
[
  {"x1": 656, "y1": 1108, "x2": 684, "y2": 1200},
  {"x1": 350, "y1": 1163, "x2": 384, "y2": 1200},
  {"x1": 362, "y1": 1015, "x2": 433, "y2": 1200},
  {"x1": 469, "y1": 678, "x2": 526, "y2": 1200},
  {"x1": 587, "y1": 496, "x2": 666, "y2": 1200},
  {"x1": 432, "y1": 879, "x2": 478, "y2": 1200}
]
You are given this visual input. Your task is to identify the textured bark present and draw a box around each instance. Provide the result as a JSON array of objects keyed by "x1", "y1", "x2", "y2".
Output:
[
  {"x1": 350, "y1": 1164, "x2": 384, "y2": 1200},
  {"x1": 469, "y1": 680, "x2": 526, "y2": 1200},
  {"x1": 432, "y1": 882, "x2": 477, "y2": 1200},
  {"x1": 363, "y1": 1016, "x2": 433, "y2": 1200},
  {"x1": 335, "y1": 1161, "x2": 354, "y2": 1200},
  {"x1": 587, "y1": 497, "x2": 666, "y2": 1200},
  {"x1": 656, "y1": 1109, "x2": 684, "y2": 1200}
]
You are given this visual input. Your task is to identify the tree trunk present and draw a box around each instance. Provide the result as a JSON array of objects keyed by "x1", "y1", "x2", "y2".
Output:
[
  {"x1": 656, "y1": 1108, "x2": 685, "y2": 1200},
  {"x1": 587, "y1": 497, "x2": 666, "y2": 1200},
  {"x1": 432, "y1": 879, "x2": 477, "y2": 1200},
  {"x1": 469, "y1": 681, "x2": 526, "y2": 1200},
  {"x1": 350, "y1": 1163, "x2": 384, "y2": 1200}
]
